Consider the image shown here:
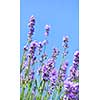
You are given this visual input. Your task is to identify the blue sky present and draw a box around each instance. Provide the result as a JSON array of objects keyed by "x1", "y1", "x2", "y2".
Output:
[{"x1": 20, "y1": 0, "x2": 79, "y2": 68}]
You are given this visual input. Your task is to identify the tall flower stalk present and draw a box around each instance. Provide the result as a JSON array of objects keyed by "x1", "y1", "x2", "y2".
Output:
[{"x1": 20, "y1": 15, "x2": 35, "y2": 73}]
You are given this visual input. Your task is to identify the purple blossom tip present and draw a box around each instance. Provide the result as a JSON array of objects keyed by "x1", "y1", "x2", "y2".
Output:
[
  {"x1": 63, "y1": 36, "x2": 69, "y2": 42},
  {"x1": 44, "y1": 24, "x2": 50, "y2": 36},
  {"x1": 74, "y1": 50, "x2": 79, "y2": 57},
  {"x1": 29, "y1": 15, "x2": 35, "y2": 22},
  {"x1": 45, "y1": 24, "x2": 51, "y2": 30},
  {"x1": 24, "y1": 45, "x2": 28, "y2": 51},
  {"x1": 30, "y1": 40, "x2": 38, "y2": 48}
]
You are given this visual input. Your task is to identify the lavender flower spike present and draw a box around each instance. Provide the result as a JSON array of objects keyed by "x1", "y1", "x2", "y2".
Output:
[
  {"x1": 63, "y1": 80, "x2": 79, "y2": 100},
  {"x1": 59, "y1": 61, "x2": 68, "y2": 82},
  {"x1": 44, "y1": 24, "x2": 51, "y2": 36},
  {"x1": 52, "y1": 48, "x2": 60, "y2": 60},
  {"x1": 48, "y1": 68, "x2": 57, "y2": 94},
  {"x1": 29, "y1": 69, "x2": 34, "y2": 80},
  {"x1": 28, "y1": 15, "x2": 35, "y2": 43},
  {"x1": 73, "y1": 50, "x2": 79, "y2": 65},
  {"x1": 63, "y1": 36, "x2": 69, "y2": 42},
  {"x1": 42, "y1": 65, "x2": 49, "y2": 81},
  {"x1": 62, "y1": 35, "x2": 69, "y2": 48}
]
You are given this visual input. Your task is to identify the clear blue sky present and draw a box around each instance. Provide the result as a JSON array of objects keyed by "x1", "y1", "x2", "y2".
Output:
[{"x1": 20, "y1": 0, "x2": 79, "y2": 68}]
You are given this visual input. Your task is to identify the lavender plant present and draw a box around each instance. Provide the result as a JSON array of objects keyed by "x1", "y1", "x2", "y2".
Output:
[{"x1": 20, "y1": 15, "x2": 79, "y2": 100}]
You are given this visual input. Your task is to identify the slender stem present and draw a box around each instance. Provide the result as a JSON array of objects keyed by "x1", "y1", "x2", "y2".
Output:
[
  {"x1": 44, "y1": 36, "x2": 47, "y2": 53},
  {"x1": 57, "y1": 86, "x2": 62, "y2": 100},
  {"x1": 20, "y1": 86, "x2": 25, "y2": 100},
  {"x1": 52, "y1": 89, "x2": 57, "y2": 100},
  {"x1": 46, "y1": 93, "x2": 50, "y2": 100},
  {"x1": 40, "y1": 80, "x2": 46, "y2": 99},
  {"x1": 25, "y1": 56, "x2": 31, "y2": 78},
  {"x1": 20, "y1": 51, "x2": 25, "y2": 73}
]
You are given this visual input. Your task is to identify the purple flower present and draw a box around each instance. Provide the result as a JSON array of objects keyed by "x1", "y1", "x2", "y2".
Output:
[
  {"x1": 68, "y1": 92, "x2": 76, "y2": 99},
  {"x1": 44, "y1": 24, "x2": 50, "y2": 36},
  {"x1": 29, "y1": 40, "x2": 38, "y2": 54},
  {"x1": 69, "y1": 65, "x2": 79, "y2": 81},
  {"x1": 42, "y1": 65, "x2": 49, "y2": 81},
  {"x1": 62, "y1": 36, "x2": 69, "y2": 48},
  {"x1": 68, "y1": 51, "x2": 79, "y2": 81},
  {"x1": 50, "y1": 69, "x2": 57, "y2": 83},
  {"x1": 27, "y1": 15, "x2": 35, "y2": 43},
  {"x1": 29, "y1": 69, "x2": 34, "y2": 80},
  {"x1": 41, "y1": 58, "x2": 55, "y2": 81},
  {"x1": 48, "y1": 68, "x2": 57, "y2": 94},
  {"x1": 52, "y1": 48, "x2": 60, "y2": 60},
  {"x1": 63, "y1": 95, "x2": 67, "y2": 100},
  {"x1": 59, "y1": 61, "x2": 68, "y2": 82},
  {"x1": 30, "y1": 40, "x2": 38, "y2": 48},
  {"x1": 37, "y1": 41, "x2": 44, "y2": 55},
  {"x1": 28, "y1": 28, "x2": 35, "y2": 35},
  {"x1": 47, "y1": 58, "x2": 55, "y2": 70},
  {"x1": 24, "y1": 44, "x2": 28, "y2": 51},
  {"x1": 64, "y1": 80, "x2": 79, "y2": 100},
  {"x1": 72, "y1": 83, "x2": 79, "y2": 93},
  {"x1": 26, "y1": 41, "x2": 38, "y2": 68},
  {"x1": 20, "y1": 16, "x2": 79, "y2": 99},
  {"x1": 73, "y1": 51, "x2": 79, "y2": 65},
  {"x1": 63, "y1": 36, "x2": 69, "y2": 42},
  {"x1": 74, "y1": 51, "x2": 79, "y2": 57},
  {"x1": 62, "y1": 36, "x2": 69, "y2": 58},
  {"x1": 64, "y1": 80, "x2": 73, "y2": 92},
  {"x1": 28, "y1": 15, "x2": 35, "y2": 27},
  {"x1": 28, "y1": 21, "x2": 35, "y2": 27},
  {"x1": 62, "y1": 61, "x2": 68, "y2": 71},
  {"x1": 31, "y1": 56, "x2": 36, "y2": 65},
  {"x1": 23, "y1": 60, "x2": 28, "y2": 69},
  {"x1": 45, "y1": 24, "x2": 50, "y2": 31}
]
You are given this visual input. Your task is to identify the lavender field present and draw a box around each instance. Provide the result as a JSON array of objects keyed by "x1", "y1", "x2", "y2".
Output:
[{"x1": 20, "y1": 16, "x2": 79, "y2": 100}]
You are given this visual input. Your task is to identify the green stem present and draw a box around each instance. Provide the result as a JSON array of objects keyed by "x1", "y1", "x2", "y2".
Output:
[
  {"x1": 30, "y1": 94, "x2": 34, "y2": 100},
  {"x1": 38, "y1": 80, "x2": 46, "y2": 100},
  {"x1": 26, "y1": 79, "x2": 34, "y2": 100},
  {"x1": 45, "y1": 93, "x2": 50, "y2": 100},
  {"x1": 55, "y1": 84, "x2": 63, "y2": 100},
  {"x1": 20, "y1": 51, "x2": 25, "y2": 73},
  {"x1": 20, "y1": 86, "x2": 25, "y2": 100},
  {"x1": 25, "y1": 56, "x2": 31, "y2": 78},
  {"x1": 26, "y1": 89, "x2": 31, "y2": 100},
  {"x1": 52, "y1": 89, "x2": 57, "y2": 100}
]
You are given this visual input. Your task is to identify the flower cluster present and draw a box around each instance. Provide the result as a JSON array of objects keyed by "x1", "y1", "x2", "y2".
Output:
[
  {"x1": 42, "y1": 58, "x2": 55, "y2": 81},
  {"x1": 58, "y1": 61, "x2": 68, "y2": 82},
  {"x1": 63, "y1": 51, "x2": 79, "y2": 100},
  {"x1": 29, "y1": 69, "x2": 34, "y2": 81},
  {"x1": 62, "y1": 36, "x2": 69, "y2": 57},
  {"x1": 52, "y1": 48, "x2": 60, "y2": 60},
  {"x1": 20, "y1": 16, "x2": 79, "y2": 100},
  {"x1": 28, "y1": 15, "x2": 35, "y2": 43},
  {"x1": 44, "y1": 24, "x2": 50, "y2": 36},
  {"x1": 48, "y1": 68, "x2": 58, "y2": 94},
  {"x1": 69, "y1": 51, "x2": 79, "y2": 81},
  {"x1": 63, "y1": 80, "x2": 79, "y2": 100}
]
